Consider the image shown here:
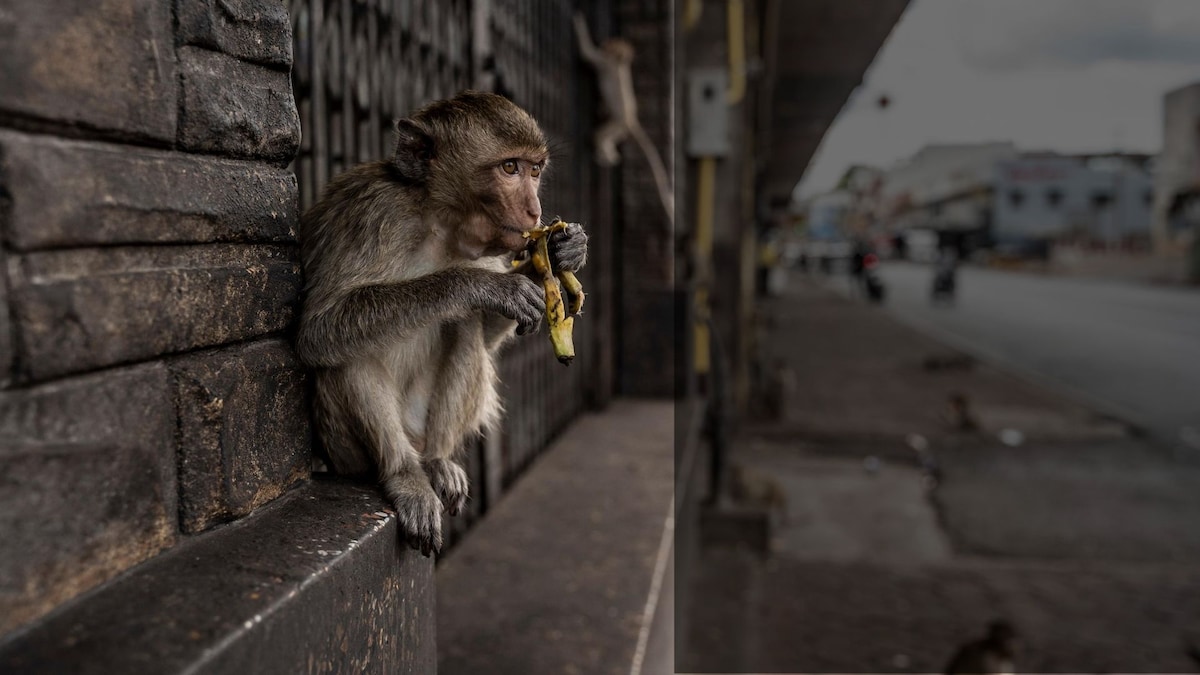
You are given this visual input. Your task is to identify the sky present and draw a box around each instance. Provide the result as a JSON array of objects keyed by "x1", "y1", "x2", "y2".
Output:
[{"x1": 793, "y1": 0, "x2": 1200, "y2": 200}]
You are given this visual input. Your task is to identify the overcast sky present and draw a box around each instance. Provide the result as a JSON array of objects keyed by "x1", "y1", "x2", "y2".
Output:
[{"x1": 793, "y1": 0, "x2": 1200, "y2": 200}]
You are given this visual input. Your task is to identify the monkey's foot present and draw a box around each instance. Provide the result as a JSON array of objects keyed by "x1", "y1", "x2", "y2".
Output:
[
  {"x1": 383, "y1": 470, "x2": 443, "y2": 557},
  {"x1": 596, "y1": 147, "x2": 620, "y2": 167},
  {"x1": 425, "y1": 457, "x2": 470, "y2": 517}
]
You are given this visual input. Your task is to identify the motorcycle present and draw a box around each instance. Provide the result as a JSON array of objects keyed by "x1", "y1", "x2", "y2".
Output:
[
  {"x1": 861, "y1": 253, "x2": 886, "y2": 303},
  {"x1": 931, "y1": 256, "x2": 958, "y2": 304}
]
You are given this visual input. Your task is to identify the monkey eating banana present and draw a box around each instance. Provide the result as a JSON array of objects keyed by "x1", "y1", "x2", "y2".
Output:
[{"x1": 522, "y1": 217, "x2": 586, "y2": 365}]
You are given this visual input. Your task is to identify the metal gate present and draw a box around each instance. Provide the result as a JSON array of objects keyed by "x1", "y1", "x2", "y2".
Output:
[{"x1": 289, "y1": 0, "x2": 613, "y2": 547}]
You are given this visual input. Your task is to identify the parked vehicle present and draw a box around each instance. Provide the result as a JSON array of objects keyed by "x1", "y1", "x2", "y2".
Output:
[{"x1": 794, "y1": 238, "x2": 855, "y2": 273}]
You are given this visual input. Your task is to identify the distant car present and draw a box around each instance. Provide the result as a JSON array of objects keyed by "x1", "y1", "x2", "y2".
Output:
[
  {"x1": 903, "y1": 229, "x2": 938, "y2": 263},
  {"x1": 782, "y1": 240, "x2": 805, "y2": 267},
  {"x1": 992, "y1": 238, "x2": 1051, "y2": 261},
  {"x1": 796, "y1": 238, "x2": 854, "y2": 272}
]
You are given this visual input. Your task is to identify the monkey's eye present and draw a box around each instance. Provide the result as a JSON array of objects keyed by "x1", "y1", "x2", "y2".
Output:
[
  {"x1": 530, "y1": 163, "x2": 542, "y2": 178},
  {"x1": 501, "y1": 160, "x2": 519, "y2": 175}
]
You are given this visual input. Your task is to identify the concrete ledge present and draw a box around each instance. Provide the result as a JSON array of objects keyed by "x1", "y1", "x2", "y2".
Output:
[
  {"x1": 0, "y1": 477, "x2": 434, "y2": 675},
  {"x1": 437, "y1": 399, "x2": 675, "y2": 675}
]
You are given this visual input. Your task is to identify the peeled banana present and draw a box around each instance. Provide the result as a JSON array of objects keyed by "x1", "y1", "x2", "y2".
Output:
[{"x1": 523, "y1": 217, "x2": 586, "y2": 365}]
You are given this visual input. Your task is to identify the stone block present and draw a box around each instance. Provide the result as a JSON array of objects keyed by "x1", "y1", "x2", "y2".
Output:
[
  {"x1": 0, "y1": 364, "x2": 177, "y2": 633},
  {"x1": 177, "y1": 0, "x2": 293, "y2": 69},
  {"x1": 0, "y1": 0, "x2": 177, "y2": 141},
  {"x1": 8, "y1": 245, "x2": 302, "y2": 382},
  {"x1": 178, "y1": 46, "x2": 300, "y2": 163},
  {"x1": 0, "y1": 479, "x2": 436, "y2": 675},
  {"x1": 173, "y1": 339, "x2": 311, "y2": 533},
  {"x1": 0, "y1": 130, "x2": 298, "y2": 251},
  {"x1": 0, "y1": 248, "x2": 11, "y2": 389}
]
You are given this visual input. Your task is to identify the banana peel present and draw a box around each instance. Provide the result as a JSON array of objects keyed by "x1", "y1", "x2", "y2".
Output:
[{"x1": 523, "y1": 217, "x2": 585, "y2": 365}]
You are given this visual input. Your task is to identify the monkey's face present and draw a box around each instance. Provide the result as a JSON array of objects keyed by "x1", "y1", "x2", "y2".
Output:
[
  {"x1": 393, "y1": 91, "x2": 550, "y2": 255},
  {"x1": 464, "y1": 155, "x2": 547, "y2": 254}
]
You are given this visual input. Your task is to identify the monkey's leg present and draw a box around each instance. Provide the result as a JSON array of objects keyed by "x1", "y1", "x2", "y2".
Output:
[
  {"x1": 328, "y1": 365, "x2": 444, "y2": 556},
  {"x1": 312, "y1": 370, "x2": 375, "y2": 476},
  {"x1": 482, "y1": 313, "x2": 519, "y2": 352},
  {"x1": 594, "y1": 120, "x2": 627, "y2": 167},
  {"x1": 381, "y1": 467, "x2": 445, "y2": 557},
  {"x1": 421, "y1": 322, "x2": 495, "y2": 516}
]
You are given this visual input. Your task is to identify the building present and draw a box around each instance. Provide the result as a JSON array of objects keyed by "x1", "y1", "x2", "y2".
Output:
[
  {"x1": 880, "y1": 142, "x2": 1018, "y2": 232},
  {"x1": 1155, "y1": 81, "x2": 1200, "y2": 260},
  {"x1": 803, "y1": 190, "x2": 855, "y2": 240},
  {"x1": 993, "y1": 154, "x2": 1154, "y2": 251},
  {"x1": 871, "y1": 142, "x2": 1153, "y2": 258},
  {"x1": 837, "y1": 165, "x2": 885, "y2": 236}
]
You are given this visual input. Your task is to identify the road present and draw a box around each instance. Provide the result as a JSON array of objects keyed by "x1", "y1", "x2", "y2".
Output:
[{"x1": 828, "y1": 261, "x2": 1200, "y2": 448}]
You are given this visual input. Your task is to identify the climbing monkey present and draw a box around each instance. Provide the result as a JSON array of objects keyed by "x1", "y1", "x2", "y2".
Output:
[{"x1": 573, "y1": 11, "x2": 675, "y2": 230}]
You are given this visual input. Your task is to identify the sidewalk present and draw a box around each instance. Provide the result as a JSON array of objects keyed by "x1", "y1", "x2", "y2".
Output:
[
  {"x1": 682, "y1": 277, "x2": 1200, "y2": 673},
  {"x1": 437, "y1": 399, "x2": 674, "y2": 675}
]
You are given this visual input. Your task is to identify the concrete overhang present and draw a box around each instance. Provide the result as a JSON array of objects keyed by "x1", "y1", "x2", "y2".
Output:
[{"x1": 759, "y1": 0, "x2": 911, "y2": 207}]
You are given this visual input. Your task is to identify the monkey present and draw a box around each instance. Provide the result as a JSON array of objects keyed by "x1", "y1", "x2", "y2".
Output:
[
  {"x1": 728, "y1": 463, "x2": 788, "y2": 525},
  {"x1": 573, "y1": 11, "x2": 675, "y2": 230},
  {"x1": 944, "y1": 619, "x2": 1017, "y2": 675},
  {"x1": 759, "y1": 357, "x2": 797, "y2": 421},
  {"x1": 944, "y1": 391, "x2": 981, "y2": 432},
  {"x1": 294, "y1": 91, "x2": 589, "y2": 556}
]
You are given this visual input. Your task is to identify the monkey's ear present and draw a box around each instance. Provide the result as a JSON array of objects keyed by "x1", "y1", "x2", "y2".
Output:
[{"x1": 393, "y1": 119, "x2": 435, "y2": 183}]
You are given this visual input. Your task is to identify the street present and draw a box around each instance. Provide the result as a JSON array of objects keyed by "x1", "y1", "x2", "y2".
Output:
[
  {"x1": 685, "y1": 276, "x2": 1200, "y2": 673},
  {"x1": 859, "y1": 261, "x2": 1200, "y2": 449}
]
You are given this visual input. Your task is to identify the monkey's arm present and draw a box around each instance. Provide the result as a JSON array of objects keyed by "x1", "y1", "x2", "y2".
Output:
[
  {"x1": 573, "y1": 12, "x2": 604, "y2": 66},
  {"x1": 296, "y1": 268, "x2": 544, "y2": 368},
  {"x1": 482, "y1": 258, "x2": 530, "y2": 346},
  {"x1": 549, "y1": 222, "x2": 589, "y2": 272}
]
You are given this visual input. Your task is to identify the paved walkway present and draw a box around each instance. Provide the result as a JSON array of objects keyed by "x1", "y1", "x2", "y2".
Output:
[
  {"x1": 437, "y1": 399, "x2": 674, "y2": 675},
  {"x1": 682, "y1": 277, "x2": 1200, "y2": 674}
]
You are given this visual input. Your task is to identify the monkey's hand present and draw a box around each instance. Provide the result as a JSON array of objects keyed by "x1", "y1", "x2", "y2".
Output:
[
  {"x1": 548, "y1": 221, "x2": 588, "y2": 272},
  {"x1": 476, "y1": 272, "x2": 545, "y2": 336}
]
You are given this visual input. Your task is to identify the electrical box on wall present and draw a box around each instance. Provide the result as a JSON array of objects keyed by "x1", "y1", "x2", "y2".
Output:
[{"x1": 687, "y1": 68, "x2": 731, "y2": 157}]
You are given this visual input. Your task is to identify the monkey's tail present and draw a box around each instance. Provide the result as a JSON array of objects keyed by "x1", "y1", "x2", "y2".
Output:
[{"x1": 629, "y1": 125, "x2": 675, "y2": 232}]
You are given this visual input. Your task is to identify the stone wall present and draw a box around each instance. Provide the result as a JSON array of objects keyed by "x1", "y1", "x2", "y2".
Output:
[{"x1": 0, "y1": 0, "x2": 310, "y2": 634}]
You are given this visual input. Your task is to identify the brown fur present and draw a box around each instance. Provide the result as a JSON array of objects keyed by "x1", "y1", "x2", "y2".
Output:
[{"x1": 295, "y1": 91, "x2": 586, "y2": 556}]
